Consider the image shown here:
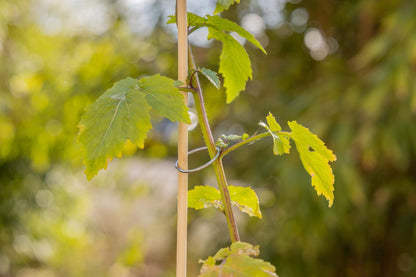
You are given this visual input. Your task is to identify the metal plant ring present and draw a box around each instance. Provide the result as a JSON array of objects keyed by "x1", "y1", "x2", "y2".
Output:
[{"x1": 175, "y1": 146, "x2": 221, "y2": 173}]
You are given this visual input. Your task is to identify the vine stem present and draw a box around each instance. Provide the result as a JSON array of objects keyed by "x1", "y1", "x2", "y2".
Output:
[
  {"x1": 176, "y1": 0, "x2": 188, "y2": 276},
  {"x1": 220, "y1": 131, "x2": 292, "y2": 158},
  {"x1": 189, "y1": 47, "x2": 240, "y2": 243}
]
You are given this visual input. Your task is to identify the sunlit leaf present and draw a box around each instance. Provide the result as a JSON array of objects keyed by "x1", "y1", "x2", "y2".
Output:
[
  {"x1": 78, "y1": 75, "x2": 190, "y2": 180},
  {"x1": 229, "y1": 186, "x2": 262, "y2": 218},
  {"x1": 214, "y1": 0, "x2": 240, "y2": 14},
  {"x1": 170, "y1": 13, "x2": 266, "y2": 103},
  {"x1": 259, "y1": 113, "x2": 291, "y2": 156},
  {"x1": 168, "y1": 13, "x2": 266, "y2": 55},
  {"x1": 167, "y1": 12, "x2": 206, "y2": 27},
  {"x1": 266, "y1": 112, "x2": 282, "y2": 132},
  {"x1": 138, "y1": 75, "x2": 190, "y2": 123},
  {"x1": 208, "y1": 27, "x2": 252, "y2": 103},
  {"x1": 288, "y1": 121, "x2": 336, "y2": 207},
  {"x1": 188, "y1": 185, "x2": 222, "y2": 210},
  {"x1": 199, "y1": 241, "x2": 278, "y2": 277},
  {"x1": 173, "y1": 80, "x2": 184, "y2": 87},
  {"x1": 188, "y1": 185, "x2": 262, "y2": 218},
  {"x1": 187, "y1": 12, "x2": 207, "y2": 27},
  {"x1": 166, "y1": 15, "x2": 176, "y2": 25},
  {"x1": 206, "y1": 15, "x2": 267, "y2": 54},
  {"x1": 199, "y1": 67, "x2": 221, "y2": 89}
]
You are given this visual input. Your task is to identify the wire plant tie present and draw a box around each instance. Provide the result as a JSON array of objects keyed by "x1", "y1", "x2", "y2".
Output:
[{"x1": 175, "y1": 146, "x2": 221, "y2": 173}]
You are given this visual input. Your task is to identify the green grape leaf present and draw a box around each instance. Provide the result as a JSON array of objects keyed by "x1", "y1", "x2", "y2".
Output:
[
  {"x1": 188, "y1": 186, "x2": 262, "y2": 219},
  {"x1": 229, "y1": 186, "x2": 262, "y2": 219},
  {"x1": 166, "y1": 15, "x2": 175, "y2": 24},
  {"x1": 169, "y1": 13, "x2": 266, "y2": 103},
  {"x1": 259, "y1": 113, "x2": 291, "y2": 156},
  {"x1": 188, "y1": 185, "x2": 222, "y2": 210},
  {"x1": 199, "y1": 241, "x2": 278, "y2": 277},
  {"x1": 214, "y1": 0, "x2": 241, "y2": 14},
  {"x1": 187, "y1": 12, "x2": 207, "y2": 27},
  {"x1": 208, "y1": 27, "x2": 252, "y2": 103},
  {"x1": 137, "y1": 75, "x2": 190, "y2": 123},
  {"x1": 78, "y1": 75, "x2": 190, "y2": 180},
  {"x1": 199, "y1": 67, "x2": 221, "y2": 89},
  {"x1": 206, "y1": 15, "x2": 266, "y2": 54},
  {"x1": 168, "y1": 13, "x2": 267, "y2": 55},
  {"x1": 173, "y1": 80, "x2": 184, "y2": 87},
  {"x1": 288, "y1": 121, "x2": 337, "y2": 207},
  {"x1": 266, "y1": 112, "x2": 281, "y2": 132},
  {"x1": 167, "y1": 12, "x2": 206, "y2": 27}
]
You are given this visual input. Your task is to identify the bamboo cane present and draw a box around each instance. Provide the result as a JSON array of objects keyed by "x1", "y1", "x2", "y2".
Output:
[{"x1": 176, "y1": 0, "x2": 188, "y2": 276}]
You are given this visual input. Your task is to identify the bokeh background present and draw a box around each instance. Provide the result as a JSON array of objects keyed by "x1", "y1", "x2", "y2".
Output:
[{"x1": 1, "y1": 0, "x2": 416, "y2": 276}]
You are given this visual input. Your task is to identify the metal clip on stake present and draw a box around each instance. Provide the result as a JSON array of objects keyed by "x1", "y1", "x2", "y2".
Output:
[{"x1": 175, "y1": 146, "x2": 221, "y2": 173}]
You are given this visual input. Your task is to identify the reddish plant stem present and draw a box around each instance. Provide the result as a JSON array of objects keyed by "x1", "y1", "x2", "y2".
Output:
[{"x1": 189, "y1": 46, "x2": 240, "y2": 242}]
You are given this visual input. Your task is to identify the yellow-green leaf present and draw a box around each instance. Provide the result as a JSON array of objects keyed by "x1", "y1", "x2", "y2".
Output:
[
  {"x1": 259, "y1": 113, "x2": 291, "y2": 156},
  {"x1": 168, "y1": 13, "x2": 267, "y2": 55},
  {"x1": 199, "y1": 67, "x2": 221, "y2": 89},
  {"x1": 138, "y1": 75, "x2": 190, "y2": 123},
  {"x1": 170, "y1": 13, "x2": 265, "y2": 103},
  {"x1": 199, "y1": 242, "x2": 278, "y2": 277},
  {"x1": 288, "y1": 121, "x2": 337, "y2": 207},
  {"x1": 229, "y1": 186, "x2": 262, "y2": 218},
  {"x1": 206, "y1": 15, "x2": 267, "y2": 54},
  {"x1": 188, "y1": 185, "x2": 222, "y2": 210},
  {"x1": 188, "y1": 185, "x2": 262, "y2": 218},
  {"x1": 208, "y1": 27, "x2": 252, "y2": 103},
  {"x1": 266, "y1": 112, "x2": 281, "y2": 132},
  {"x1": 78, "y1": 75, "x2": 190, "y2": 180},
  {"x1": 214, "y1": 0, "x2": 241, "y2": 14},
  {"x1": 167, "y1": 12, "x2": 206, "y2": 27}
]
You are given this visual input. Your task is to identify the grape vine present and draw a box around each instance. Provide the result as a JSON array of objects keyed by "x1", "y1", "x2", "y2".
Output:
[{"x1": 78, "y1": 1, "x2": 336, "y2": 275}]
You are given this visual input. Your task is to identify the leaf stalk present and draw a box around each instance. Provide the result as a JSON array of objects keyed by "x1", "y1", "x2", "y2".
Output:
[{"x1": 220, "y1": 131, "x2": 292, "y2": 158}]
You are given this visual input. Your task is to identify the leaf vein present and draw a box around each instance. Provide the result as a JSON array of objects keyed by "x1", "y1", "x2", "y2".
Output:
[{"x1": 103, "y1": 96, "x2": 126, "y2": 140}]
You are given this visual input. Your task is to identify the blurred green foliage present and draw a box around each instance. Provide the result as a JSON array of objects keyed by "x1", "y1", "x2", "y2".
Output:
[{"x1": 0, "y1": 0, "x2": 415, "y2": 276}]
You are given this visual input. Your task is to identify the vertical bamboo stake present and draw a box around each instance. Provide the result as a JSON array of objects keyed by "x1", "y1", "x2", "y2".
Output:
[{"x1": 176, "y1": 0, "x2": 188, "y2": 276}]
